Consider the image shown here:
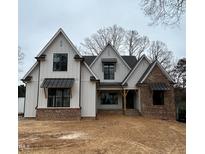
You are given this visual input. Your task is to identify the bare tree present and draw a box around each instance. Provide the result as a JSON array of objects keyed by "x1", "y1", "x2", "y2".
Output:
[
  {"x1": 140, "y1": 0, "x2": 186, "y2": 26},
  {"x1": 18, "y1": 46, "x2": 24, "y2": 64},
  {"x1": 81, "y1": 25, "x2": 150, "y2": 57},
  {"x1": 18, "y1": 46, "x2": 24, "y2": 72},
  {"x1": 125, "y1": 30, "x2": 150, "y2": 59},
  {"x1": 147, "y1": 41, "x2": 173, "y2": 71},
  {"x1": 81, "y1": 25, "x2": 125, "y2": 55},
  {"x1": 125, "y1": 30, "x2": 140, "y2": 56}
]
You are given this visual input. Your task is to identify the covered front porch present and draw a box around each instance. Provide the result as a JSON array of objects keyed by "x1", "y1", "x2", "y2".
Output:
[{"x1": 96, "y1": 83, "x2": 141, "y2": 115}]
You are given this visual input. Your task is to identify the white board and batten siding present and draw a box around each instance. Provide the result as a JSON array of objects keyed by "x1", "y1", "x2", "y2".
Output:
[
  {"x1": 80, "y1": 64, "x2": 96, "y2": 117},
  {"x1": 24, "y1": 64, "x2": 39, "y2": 117},
  {"x1": 24, "y1": 33, "x2": 81, "y2": 117},
  {"x1": 38, "y1": 33, "x2": 81, "y2": 108},
  {"x1": 18, "y1": 97, "x2": 25, "y2": 114},
  {"x1": 126, "y1": 58, "x2": 150, "y2": 88},
  {"x1": 91, "y1": 45, "x2": 130, "y2": 83}
]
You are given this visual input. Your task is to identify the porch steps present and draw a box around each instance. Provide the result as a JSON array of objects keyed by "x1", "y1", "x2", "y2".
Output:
[
  {"x1": 97, "y1": 109, "x2": 141, "y2": 116},
  {"x1": 97, "y1": 109, "x2": 123, "y2": 115},
  {"x1": 124, "y1": 109, "x2": 141, "y2": 116}
]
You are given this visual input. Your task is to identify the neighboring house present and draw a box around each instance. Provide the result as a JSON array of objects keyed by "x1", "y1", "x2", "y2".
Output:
[{"x1": 22, "y1": 28, "x2": 176, "y2": 120}]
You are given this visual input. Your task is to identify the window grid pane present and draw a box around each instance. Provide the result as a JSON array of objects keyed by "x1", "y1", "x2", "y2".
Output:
[
  {"x1": 104, "y1": 63, "x2": 115, "y2": 80},
  {"x1": 47, "y1": 88, "x2": 70, "y2": 107},
  {"x1": 101, "y1": 92, "x2": 118, "y2": 104},
  {"x1": 53, "y1": 54, "x2": 68, "y2": 71}
]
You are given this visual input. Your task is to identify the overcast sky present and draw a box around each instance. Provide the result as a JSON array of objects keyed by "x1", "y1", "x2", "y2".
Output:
[{"x1": 19, "y1": 0, "x2": 186, "y2": 79}]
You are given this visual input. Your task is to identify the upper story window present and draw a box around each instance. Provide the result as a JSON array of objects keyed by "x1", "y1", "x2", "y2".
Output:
[
  {"x1": 153, "y1": 91, "x2": 164, "y2": 105},
  {"x1": 53, "y1": 53, "x2": 68, "y2": 71},
  {"x1": 104, "y1": 63, "x2": 115, "y2": 80}
]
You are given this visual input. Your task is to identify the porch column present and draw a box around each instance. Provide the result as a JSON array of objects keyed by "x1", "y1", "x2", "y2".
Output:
[{"x1": 122, "y1": 90, "x2": 129, "y2": 114}]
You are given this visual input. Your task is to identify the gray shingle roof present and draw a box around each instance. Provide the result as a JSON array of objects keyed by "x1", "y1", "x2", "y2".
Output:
[
  {"x1": 83, "y1": 55, "x2": 138, "y2": 69},
  {"x1": 121, "y1": 56, "x2": 138, "y2": 69},
  {"x1": 41, "y1": 78, "x2": 75, "y2": 88},
  {"x1": 83, "y1": 56, "x2": 96, "y2": 65}
]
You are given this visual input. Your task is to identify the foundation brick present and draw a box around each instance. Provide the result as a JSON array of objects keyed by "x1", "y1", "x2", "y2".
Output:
[{"x1": 36, "y1": 108, "x2": 81, "y2": 120}]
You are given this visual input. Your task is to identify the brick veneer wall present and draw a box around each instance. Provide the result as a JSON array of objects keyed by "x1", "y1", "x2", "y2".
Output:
[
  {"x1": 139, "y1": 65, "x2": 176, "y2": 120},
  {"x1": 36, "y1": 108, "x2": 81, "y2": 120}
]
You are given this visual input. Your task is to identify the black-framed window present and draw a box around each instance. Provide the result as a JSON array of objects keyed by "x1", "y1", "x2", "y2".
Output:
[
  {"x1": 153, "y1": 91, "x2": 164, "y2": 105},
  {"x1": 101, "y1": 92, "x2": 118, "y2": 105},
  {"x1": 104, "y1": 63, "x2": 115, "y2": 80},
  {"x1": 47, "y1": 88, "x2": 70, "y2": 107},
  {"x1": 53, "y1": 53, "x2": 68, "y2": 71}
]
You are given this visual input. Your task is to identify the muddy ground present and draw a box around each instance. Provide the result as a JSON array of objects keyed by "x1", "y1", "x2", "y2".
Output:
[{"x1": 19, "y1": 115, "x2": 185, "y2": 154}]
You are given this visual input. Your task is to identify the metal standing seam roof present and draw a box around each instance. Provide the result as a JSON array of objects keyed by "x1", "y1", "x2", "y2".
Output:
[
  {"x1": 99, "y1": 82, "x2": 122, "y2": 87},
  {"x1": 149, "y1": 82, "x2": 170, "y2": 91},
  {"x1": 101, "y1": 58, "x2": 117, "y2": 63},
  {"x1": 40, "y1": 78, "x2": 75, "y2": 88}
]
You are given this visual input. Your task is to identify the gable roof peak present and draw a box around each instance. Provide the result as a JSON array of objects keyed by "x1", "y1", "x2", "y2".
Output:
[
  {"x1": 36, "y1": 28, "x2": 82, "y2": 58},
  {"x1": 138, "y1": 60, "x2": 174, "y2": 83},
  {"x1": 23, "y1": 28, "x2": 82, "y2": 80},
  {"x1": 90, "y1": 42, "x2": 131, "y2": 70}
]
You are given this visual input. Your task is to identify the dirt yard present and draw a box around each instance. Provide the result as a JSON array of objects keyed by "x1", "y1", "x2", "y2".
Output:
[{"x1": 19, "y1": 115, "x2": 185, "y2": 154}]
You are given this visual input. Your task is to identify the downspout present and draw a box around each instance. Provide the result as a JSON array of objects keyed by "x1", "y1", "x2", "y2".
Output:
[{"x1": 35, "y1": 61, "x2": 40, "y2": 109}]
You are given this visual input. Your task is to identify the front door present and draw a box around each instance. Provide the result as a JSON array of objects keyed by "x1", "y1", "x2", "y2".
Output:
[{"x1": 126, "y1": 90, "x2": 135, "y2": 109}]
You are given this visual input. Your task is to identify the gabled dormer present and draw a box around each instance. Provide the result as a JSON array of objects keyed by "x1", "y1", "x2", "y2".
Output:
[{"x1": 90, "y1": 43, "x2": 131, "y2": 82}]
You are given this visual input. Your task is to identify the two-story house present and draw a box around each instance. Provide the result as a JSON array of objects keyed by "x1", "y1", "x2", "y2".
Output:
[{"x1": 22, "y1": 28, "x2": 176, "y2": 120}]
